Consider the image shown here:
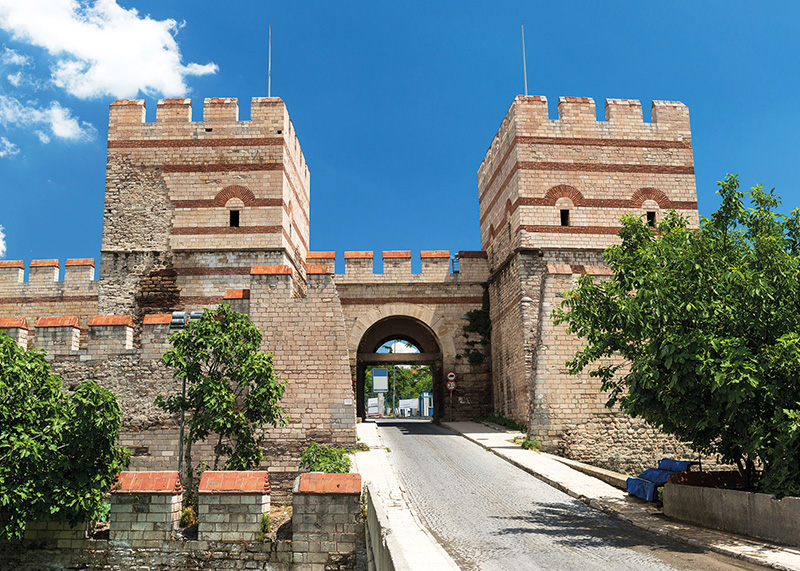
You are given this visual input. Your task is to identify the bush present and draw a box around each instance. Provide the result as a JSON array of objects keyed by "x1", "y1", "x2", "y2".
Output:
[{"x1": 300, "y1": 442, "x2": 351, "y2": 473}]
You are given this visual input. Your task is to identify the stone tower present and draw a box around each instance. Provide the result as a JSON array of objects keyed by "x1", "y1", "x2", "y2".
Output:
[
  {"x1": 99, "y1": 97, "x2": 310, "y2": 318},
  {"x1": 478, "y1": 95, "x2": 699, "y2": 466}
]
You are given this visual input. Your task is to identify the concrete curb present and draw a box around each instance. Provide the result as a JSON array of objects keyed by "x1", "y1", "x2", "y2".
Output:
[{"x1": 443, "y1": 421, "x2": 800, "y2": 571}]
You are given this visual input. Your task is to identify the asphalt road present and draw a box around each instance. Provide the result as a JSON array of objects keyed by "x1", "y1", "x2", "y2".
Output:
[{"x1": 375, "y1": 418, "x2": 763, "y2": 571}]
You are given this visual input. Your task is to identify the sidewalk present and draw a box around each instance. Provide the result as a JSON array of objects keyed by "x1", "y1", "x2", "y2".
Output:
[
  {"x1": 442, "y1": 421, "x2": 800, "y2": 571},
  {"x1": 352, "y1": 421, "x2": 460, "y2": 570}
]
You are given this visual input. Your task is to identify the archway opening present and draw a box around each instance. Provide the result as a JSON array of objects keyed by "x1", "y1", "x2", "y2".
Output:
[{"x1": 356, "y1": 316, "x2": 443, "y2": 422}]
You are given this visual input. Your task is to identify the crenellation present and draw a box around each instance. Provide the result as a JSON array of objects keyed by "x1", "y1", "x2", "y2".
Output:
[
  {"x1": 605, "y1": 98, "x2": 644, "y2": 124},
  {"x1": 557, "y1": 96, "x2": 597, "y2": 124},
  {"x1": 155, "y1": 98, "x2": 192, "y2": 124},
  {"x1": 64, "y1": 258, "x2": 95, "y2": 283},
  {"x1": 0, "y1": 260, "x2": 24, "y2": 284},
  {"x1": 29, "y1": 259, "x2": 59, "y2": 284},
  {"x1": 382, "y1": 250, "x2": 411, "y2": 276},
  {"x1": 34, "y1": 316, "x2": 80, "y2": 355},
  {"x1": 0, "y1": 317, "x2": 29, "y2": 348},
  {"x1": 202, "y1": 97, "x2": 239, "y2": 124},
  {"x1": 420, "y1": 250, "x2": 450, "y2": 277},
  {"x1": 88, "y1": 315, "x2": 134, "y2": 354}
]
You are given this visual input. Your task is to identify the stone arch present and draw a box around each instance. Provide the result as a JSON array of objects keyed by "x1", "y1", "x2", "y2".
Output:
[
  {"x1": 630, "y1": 187, "x2": 670, "y2": 208},
  {"x1": 543, "y1": 184, "x2": 585, "y2": 206},
  {"x1": 214, "y1": 185, "x2": 256, "y2": 206},
  {"x1": 349, "y1": 304, "x2": 453, "y2": 421}
]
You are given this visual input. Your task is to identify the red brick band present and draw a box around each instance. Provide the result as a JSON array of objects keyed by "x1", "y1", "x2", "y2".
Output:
[
  {"x1": 517, "y1": 136, "x2": 692, "y2": 150},
  {"x1": 173, "y1": 267, "x2": 252, "y2": 276},
  {"x1": 108, "y1": 138, "x2": 284, "y2": 149},
  {"x1": 177, "y1": 296, "x2": 225, "y2": 305},
  {"x1": 519, "y1": 225, "x2": 622, "y2": 235},
  {"x1": 161, "y1": 163, "x2": 282, "y2": 173},
  {"x1": 171, "y1": 226, "x2": 282, "y2": 235},
  {"x1": 479, "y1": 135, "x2": 693, "y2": 204},
  {"x1": 340, "y1": 296, "x2": 483, "y2": 305},
  {"x1": 0, "y1": 295, "x2": 97, "y2": 305},
  {"x1": 517, "y1": 161, "x2": 694, "y2": 175}
]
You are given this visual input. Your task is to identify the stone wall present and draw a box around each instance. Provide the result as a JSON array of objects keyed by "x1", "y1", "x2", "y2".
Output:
[
  {"x1": 0, "y1": 471, "x2": 360, "y2": 571},
  {"x1": 331, "y1": 250, "x2": 492, "y2": 422},
  {"x1": 531, "y1": 263, "x2": 699, "y2": 474}
]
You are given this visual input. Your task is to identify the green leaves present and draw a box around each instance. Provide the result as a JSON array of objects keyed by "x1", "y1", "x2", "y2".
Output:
[
  {"x1": 0, "y1": 335, "x2": 129, "y2": 541},
  {"x1": 554, "y1": 174, "x2": 800, "y2": 495},
  {"x1": 155, "y1": 303, "x2": 287, "y2": 480},
  {"x1": 299, "y1": 442, "x2": 351, "y2": 474}
]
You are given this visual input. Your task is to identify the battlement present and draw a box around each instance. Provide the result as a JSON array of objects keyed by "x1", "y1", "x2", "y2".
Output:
[
  {"x1": 107, "y1": 96, "x2": 310, "y2": 185},
  {"x1": 104, "y1": 97, "x2": 310, "y2": 260},
  {"x1": 479, "y1": 95, "x2": 692, "y2": 182},
  {"x1": 0, "y1": 258, "x2": 96, "y2": 288},
  {"x1": 305, "y1": 250, "x2": 488, "y2": 283}
]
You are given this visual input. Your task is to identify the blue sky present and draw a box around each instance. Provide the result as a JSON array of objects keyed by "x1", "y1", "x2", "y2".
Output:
[{"x1": 0, "y1": 1, "x2": 798, "y2": 271}]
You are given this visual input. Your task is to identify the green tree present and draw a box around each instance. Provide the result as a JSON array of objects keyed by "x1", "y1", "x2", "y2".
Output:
[
  {"x1": 155, "y1": 304, "x2": 287, "y2": 492},
  {"x1": 0, "y1": 335, "x2": 129, "y2": 541},
  {"x1": 554, "y1": 175, "x2": 800, "y2": 495}
]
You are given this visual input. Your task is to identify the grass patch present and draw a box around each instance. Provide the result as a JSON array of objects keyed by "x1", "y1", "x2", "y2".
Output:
[{"x1": 473, "y1": 412, "x2": 527, "y2": 433}]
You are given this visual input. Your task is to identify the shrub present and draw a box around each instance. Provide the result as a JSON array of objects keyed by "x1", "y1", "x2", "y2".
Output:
[{"x1": 300, "y1": 442, "x2": 351, "y2": 473}]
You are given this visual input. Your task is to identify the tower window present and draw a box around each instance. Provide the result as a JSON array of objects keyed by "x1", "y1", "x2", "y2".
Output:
[
  {"x1": 229, "y1": 210, "x2": 240, "y2": 227},
  {"x1": 560, "y1": 209, "x2": 570, "y2": 226},
  {"x1": 646, "y1": 211, "x2": 656, "y2": 227}
]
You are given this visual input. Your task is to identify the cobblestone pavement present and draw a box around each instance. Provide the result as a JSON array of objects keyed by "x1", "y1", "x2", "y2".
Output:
[{"x1": 376, "y1": 418, "x2": 763, "y2": 571}]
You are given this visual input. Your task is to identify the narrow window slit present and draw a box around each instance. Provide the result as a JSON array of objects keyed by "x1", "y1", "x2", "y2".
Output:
[
  {"x1": 229, "y1": 210, "x2": 240, "y2": 227},
  {"x1": 560, "y1": 209, "x2": 570, "y2": 227},
  {"x1": 646, "y1": 211, "x2": 656, "y2": 227}
]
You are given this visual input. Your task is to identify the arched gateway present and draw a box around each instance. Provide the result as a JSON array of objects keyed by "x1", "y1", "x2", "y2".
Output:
[{"x1": 354, "y1": 315, "x2": 444, "y2": 421}]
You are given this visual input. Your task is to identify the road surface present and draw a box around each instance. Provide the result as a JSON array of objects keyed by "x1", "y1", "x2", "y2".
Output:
[{"x1": 375, "y1": 418, "x2": 762, "y2": 571}]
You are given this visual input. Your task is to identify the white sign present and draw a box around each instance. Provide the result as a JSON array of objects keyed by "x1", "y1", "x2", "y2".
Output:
[
  {"x1": 446, "y1": 371, "x2": 456, "y2": 381},
  {"x1": 373, "y1": 368, "x2": 389, "y2": 393},
  {"x1": 446, "y1": 380, "x2": 457, "y2": 391}
]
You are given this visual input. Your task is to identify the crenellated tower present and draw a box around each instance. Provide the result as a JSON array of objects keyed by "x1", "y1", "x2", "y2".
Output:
[
  {"x1": 479, "y1": 95, "x2": 701, "y2": 463},
  {"x1": 100, "y1": 97, "x2": 311, "y2": 318}
]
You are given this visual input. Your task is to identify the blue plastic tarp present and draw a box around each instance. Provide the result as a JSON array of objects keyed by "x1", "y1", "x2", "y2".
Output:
[{"x1": 626, "y1": 458, "x2": 700, "y2": 502}]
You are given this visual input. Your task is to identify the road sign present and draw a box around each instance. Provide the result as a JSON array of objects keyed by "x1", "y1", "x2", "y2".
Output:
[
  {"x1": 373, "y1": 368, "x2": 388, "y2": 393},
  {"x1": 446, "y1": 371, "x2": 456, "y2": 381},
  {"x1": 446, "y1": 380, "x2": 456, "y2": 391}
]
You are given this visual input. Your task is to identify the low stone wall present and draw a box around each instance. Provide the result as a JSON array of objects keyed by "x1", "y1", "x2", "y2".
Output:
[
  {"x1": 664, "y1": 482, "x2": 800, "y2": 547},
  {"x1": 292, "y1": 472, "x2": 362, "y2": 571},
  {"x1": 1, "y1": 471, "x2": 362, "y2": 570}
]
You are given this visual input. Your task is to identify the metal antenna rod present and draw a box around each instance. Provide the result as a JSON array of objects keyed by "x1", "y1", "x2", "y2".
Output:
[
  {"x1": 521, "y1": 24, "x2": 528, "y2": 96},
  {"x1": 268, "y1": 25, "x2": 272, "y2": 97}
]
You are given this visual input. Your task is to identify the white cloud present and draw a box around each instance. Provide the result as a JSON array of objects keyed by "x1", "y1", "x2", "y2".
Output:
[
  {"x1": 0, "y1": 95, "x2": 95, "y2": 141},
  {"x1": 0, "y1": 225, "x2": 5, "y2": 257},
  {"x1": 0, "y1": 0, "x2": 218, "y2": 99},
  {"x1": 35, "y1": 130, "x2": 50, "y2": 143},
  {"x1": 1, "y1": 46, "x2": 31, "y2": 66},
  {"x1": 0, "y1": 136, "x2": 18, "y2": 157},
  {"x1": 6, "y1": 70, "x2": 44, "y2": 89}
]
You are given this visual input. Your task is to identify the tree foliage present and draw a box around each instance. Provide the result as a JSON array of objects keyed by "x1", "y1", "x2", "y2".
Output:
[
  {"x1": 299, "y1": 442, "x2": 351, "y2": 474},
  {"x1": 554, "y1": 175, "x2": 800, "y2": 496},
  {"x1": 155, "y1": 304, "x2": 287, "y2": 491},
  {"x1": 0, "y1": 335, "x2": 129, "y2": 541}
]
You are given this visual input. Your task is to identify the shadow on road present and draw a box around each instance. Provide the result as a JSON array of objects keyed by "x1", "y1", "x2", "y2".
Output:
[
  {"x1": 491, "y1": 501, "x2": 707, "y2": 554},
  {"x1": 369, "y1": 418, "x2": 451, "y2": 436}
]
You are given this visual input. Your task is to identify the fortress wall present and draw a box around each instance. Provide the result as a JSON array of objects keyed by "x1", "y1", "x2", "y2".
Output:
[
  {"x1": 247, "y1": 265, "x2": 356, "y2": 500},
  {"x1": 0, "y1": 260, "x2": 99, "y2": 348},
  {"x1": 333, "y1": 250, "x2": 488, "y2": 284},
  {"x1": 3, "y1": 263, "x2": 357, "y2": 503},
  {"x1": 101, "y1": 97, "x2": 309, "y2": 320},
  {"x1": 486, "y1": 251, "x2": 542, "y2": 425},
  {"x1": 336, "y1": 266, "x2": 492, "y2": 421},
  {"x1": 478, "y1": 96, "x2": 699, "y2": 264},
  {"x1": 534, "y1": 264, "x2": 699, "y2": 474}
]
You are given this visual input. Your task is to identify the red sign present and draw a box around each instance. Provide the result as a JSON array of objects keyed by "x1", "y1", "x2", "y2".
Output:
[
  {"x1": 446, "y1": 371, "x2": 456, "y2": 381},
  {"x1": 446, "y1": 380, "x2": 456, "y2": 391}
]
